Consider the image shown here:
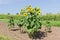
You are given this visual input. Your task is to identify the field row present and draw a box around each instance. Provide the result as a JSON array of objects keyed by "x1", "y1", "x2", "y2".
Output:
[{"x1": 0, "y1": 19, "x2": 60, "y2": 26}]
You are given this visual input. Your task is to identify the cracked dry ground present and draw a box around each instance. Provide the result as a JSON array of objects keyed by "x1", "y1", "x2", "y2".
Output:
[{"x1": 0, "y1": 21, "x2": 60, "y2": 40}]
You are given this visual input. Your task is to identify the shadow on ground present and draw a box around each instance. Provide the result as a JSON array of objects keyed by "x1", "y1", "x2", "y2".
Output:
[
  {"x1": 32, "y1": 31, "x2": 47, "y2": 40},
  {"x1": 9, "y1": 28, "x2": 20, "y2": 31}
]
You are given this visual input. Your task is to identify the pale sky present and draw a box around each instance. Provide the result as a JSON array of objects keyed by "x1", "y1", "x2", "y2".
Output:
[{"x1": 0, "y1": 0, "x2": 60, "y2": 14}]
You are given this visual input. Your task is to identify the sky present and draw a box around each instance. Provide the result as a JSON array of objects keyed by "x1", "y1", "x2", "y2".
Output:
[{"x1": 0, "y1": 0, "x2": 60, "y2": 14}]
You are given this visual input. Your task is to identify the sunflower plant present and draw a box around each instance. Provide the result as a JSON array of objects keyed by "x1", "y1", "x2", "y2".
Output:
[
  {"x1": 8, "y1": 16, "x2": 14, "y2": 29},
  {"x1": 46, "y1": 20, "x2": 52, "y2": 32},
  {"x1": 17, "y1": 5, "x2": 42, "y2": 37}
]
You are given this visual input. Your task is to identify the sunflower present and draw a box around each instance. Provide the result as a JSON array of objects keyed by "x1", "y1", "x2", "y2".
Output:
[
  {"x1": 30, "y1": 9, "x2": 35, "y2": 13},
  {"x1": 37, "y1": 10, "x2": 41, "y2": 15},
  {"x1": 23, "y1": 13, "x2": 27, "y2": 16},
  {"x1": 27, "y1": 8, "x2": 31, "y2": 12},
  {"x1": 35, "y1": 7, "x2": 40, "y2": 10},
  {"x1": 26, "y1": 5, "x2": 32, "y2": 12},
  {"x1": 27, "y1": 5, "x2": 32, "y2": 9}
]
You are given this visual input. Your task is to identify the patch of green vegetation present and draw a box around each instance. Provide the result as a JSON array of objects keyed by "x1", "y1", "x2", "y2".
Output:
[
  {"x1": 51, "y1": 21, "x2": 60, "y2": 26},
  {"x1": 0, "y1": 35, "x2": 11, "y2": 40},
  {"x1": 0, "y1": 19, "x2": 60, "y2": 26},
  {"x1": 0, "y1": 19, "x2": 9, "y2": 22},
  {"x1": 41, "y1": 21, "x2": 60, "y2": 26}
]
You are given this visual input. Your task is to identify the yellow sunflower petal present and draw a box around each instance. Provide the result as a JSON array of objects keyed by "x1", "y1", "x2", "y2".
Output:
[{"x1": 23, "y1": 13, "x2": 27, "y2": 16}]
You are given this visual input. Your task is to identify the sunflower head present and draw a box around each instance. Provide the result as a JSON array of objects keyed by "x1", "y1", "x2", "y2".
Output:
[
  {"x1": 28, "y1": 5, "x2": 32, "y2": 9},
  {"x1": 26, "y1": 5, "x2": 32, "y2": 11},
  {"x1": 23, "y1": 13, "x2": 27, "y2": 17},
  {"x1": 37, "y1": 10, "x2": 41, "y2": 15},
  {"x1": 30, "y1": 9, "x2": 35, "y2": 13},
  {"x1": 35, "y1": 7, "x2": 40, "y2": 11}
]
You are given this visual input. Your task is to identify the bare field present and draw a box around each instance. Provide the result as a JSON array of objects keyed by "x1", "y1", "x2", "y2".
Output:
[{"x1": 0, "y1": 22, "x2": 60, "y2": 40}]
